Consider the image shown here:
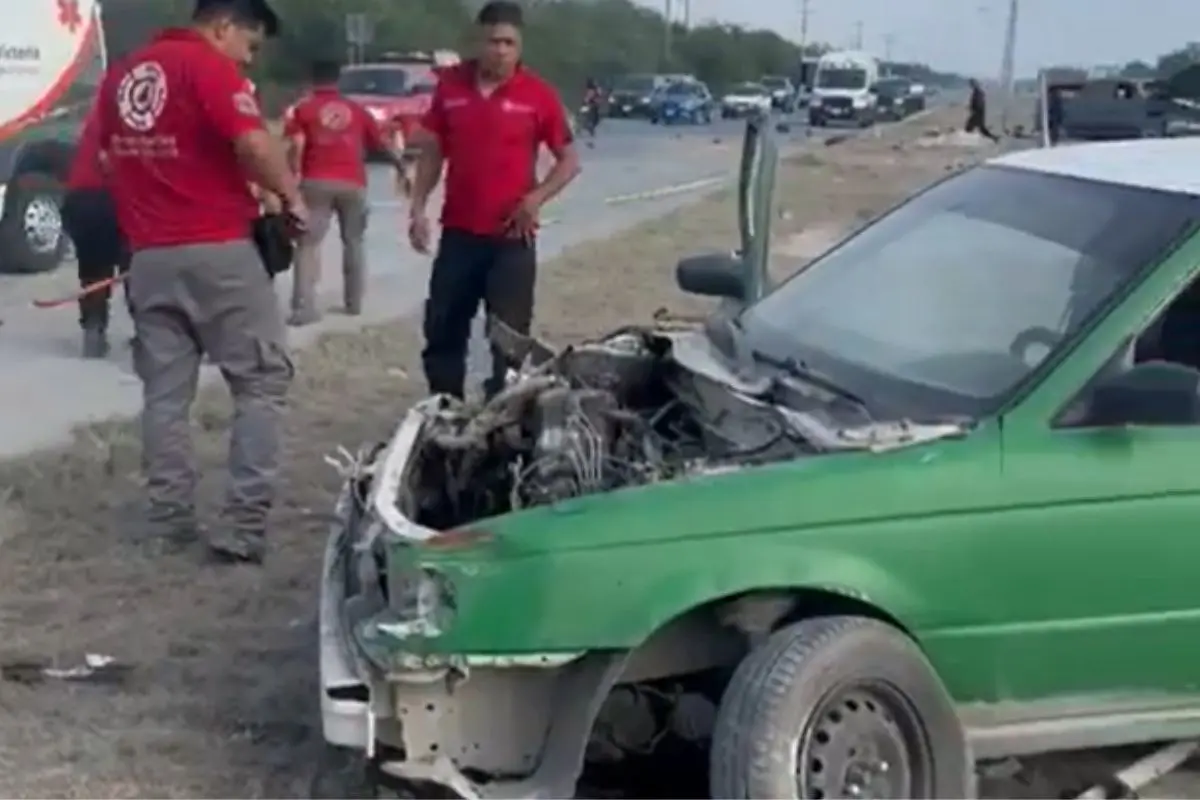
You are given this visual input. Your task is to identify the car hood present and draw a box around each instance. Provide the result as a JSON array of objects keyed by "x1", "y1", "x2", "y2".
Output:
[
  {"x1": 479, "y1": 422, "x2": 993, "y2": 557},
  {"x1": 359, "y1": 327, "x2": 976, "y2": 557}
]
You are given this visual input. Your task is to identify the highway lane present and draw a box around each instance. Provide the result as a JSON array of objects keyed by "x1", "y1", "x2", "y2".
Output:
[{"x1": 0, "y1": 104, "x2": 930, "y2": 456}]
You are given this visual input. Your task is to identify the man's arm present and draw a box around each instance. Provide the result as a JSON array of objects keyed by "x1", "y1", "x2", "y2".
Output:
[
  {"x1": 193, "y1": 61, "x2": 300, "y2": 207},
  {"x1": 529, "y1": 88, "x2": 581, "y2": 207},
  {"x1": 409, "y1": 86, "x2": 450, "y2": 216}
]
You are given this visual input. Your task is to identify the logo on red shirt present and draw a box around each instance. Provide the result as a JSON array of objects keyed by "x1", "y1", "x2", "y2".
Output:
[
  {"x1": 56, "y1": 0, "x2": 82, "y2": 33},
  {"x1": 318, "y1": 101, "x2": 352, "y2": 131},
  {"x1": 116, "y1": 62, "x2": 168, "y2": 131}
]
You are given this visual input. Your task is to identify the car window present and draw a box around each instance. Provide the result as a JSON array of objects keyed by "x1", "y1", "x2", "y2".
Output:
[
  {"x1": 733, "y1": 83, "x2": 766, "y2": 94},
  {"x1": 816, "y1": 68, "x2": 868, "y2": 89},
  {"x1": 739, "y1": 166, "x2": 1200, "y2": 416},
  {"x1": 338, "y1": 68, "x2": 411, "y2": 96}
]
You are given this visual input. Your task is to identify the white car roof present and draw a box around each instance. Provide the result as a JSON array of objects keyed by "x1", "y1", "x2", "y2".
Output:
[{"x1": 992, "y1": 138, "x2": 1200, "y2": 197}]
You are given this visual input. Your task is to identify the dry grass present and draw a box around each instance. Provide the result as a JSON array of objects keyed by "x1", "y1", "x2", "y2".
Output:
[{"x1": 0, "y1": 108, "x2": 1014, "y2": 797}]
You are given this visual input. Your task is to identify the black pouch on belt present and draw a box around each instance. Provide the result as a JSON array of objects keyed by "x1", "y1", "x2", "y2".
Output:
[{"x1": 252, "y1": 213, "x2": 294, "y2": 277}]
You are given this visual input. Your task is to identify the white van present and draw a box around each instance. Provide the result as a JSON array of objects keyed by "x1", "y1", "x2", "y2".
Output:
[
  {"x1": 0, "y1": 0, "x2": 105, "y2": 274},
  {"x1": 809, "y1": 50, "x2": 881, "y2": 127}
]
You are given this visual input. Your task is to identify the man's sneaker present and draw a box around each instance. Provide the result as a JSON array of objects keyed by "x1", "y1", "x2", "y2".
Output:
[
  {"x1": 82, "y1": 326, "x2": 110, "y2": 359},
  {"x1": 137, "y1": 507, "x2": 200, "y2": 556},
  {"x1": 287, "y1": 308, "x2": 321, "y2": 327},
  {"x1": 207, "y1": 527, "x2": 266, "y2": 565}
]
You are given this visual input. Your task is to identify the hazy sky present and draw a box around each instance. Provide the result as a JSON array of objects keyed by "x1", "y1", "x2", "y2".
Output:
[{"x1": 635, "y1": 0, "x2": 1194, "y2": 77}]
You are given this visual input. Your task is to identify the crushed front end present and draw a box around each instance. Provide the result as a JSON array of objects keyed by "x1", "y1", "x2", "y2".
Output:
[{"x1": 317, "y1": 325, "x2": 966, "y2": 797}]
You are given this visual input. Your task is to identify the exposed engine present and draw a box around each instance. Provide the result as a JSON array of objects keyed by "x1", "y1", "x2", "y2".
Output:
[{"x1": 402, "y1": 328, "x2": 815, "y2": 530}]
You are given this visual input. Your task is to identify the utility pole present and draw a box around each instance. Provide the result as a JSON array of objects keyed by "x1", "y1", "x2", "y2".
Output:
[
  {"x1": 663, "y1": 0, "x2": 673, "y2": 69},
  {"x1": 883, "y1": 33, "x2": 895, "y2": 62},
  {"x1": 798, "y1": 0, "x2": 810, "y2": 57},
  {"x1": 853, "y1": 20, "x2": 864, "y2": 50},
  {"x1": 683, "y1": 0, "x2": 690, "y2": 30},
  {"x1": 998, "y1": 0, "x2": 1019, "y2": 131}
]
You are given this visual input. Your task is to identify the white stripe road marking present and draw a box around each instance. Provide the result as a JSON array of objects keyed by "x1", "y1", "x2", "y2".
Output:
[
  {"x1": 602, "y1": 176, "x2": 726, "y2": 205},
  {"x1": 372, "y1": 174, "x2": 724, "y2": 215}
]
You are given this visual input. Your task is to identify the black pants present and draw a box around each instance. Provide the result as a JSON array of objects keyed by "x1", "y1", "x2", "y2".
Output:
[
  {"x1": 61, "y1": 187, "x2": 130, "y2": 329},
  {"x1": 965, "y1": 111, "x2": 999, "y2": 142},
  {"x1": 421, "y1": 228, "x2": 536, "y2": 399}
]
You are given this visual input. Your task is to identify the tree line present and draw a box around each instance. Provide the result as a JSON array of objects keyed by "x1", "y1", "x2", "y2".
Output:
[{"x1": 98, "y1": 0, "x2": 965, "y2": 113}]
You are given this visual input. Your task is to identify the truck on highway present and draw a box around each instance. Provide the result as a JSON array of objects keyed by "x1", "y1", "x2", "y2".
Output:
[
  {"x1": 808, "y1": 50, "x2": 881, "y2": 127},
  {"x1": 0, "y1": 0, "x2": 105, "y2": 274},
  {"x1": 1052, "y1": 67, "x2": 1200, "y2": 142}
]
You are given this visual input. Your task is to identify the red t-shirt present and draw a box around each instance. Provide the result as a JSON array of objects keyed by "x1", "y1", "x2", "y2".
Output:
[
  {"x1": 420, "y1": 62, "x2": 573, "y2": 236},
  {"x1": 284, "y1": 87, "x2": 385, "y2": 186},
  {"x1": 66, "y1": 101, "x2": 105, "y2": 191},
  {"x1": 96, "y1": 28, "x2": 264, "y2": 250}
]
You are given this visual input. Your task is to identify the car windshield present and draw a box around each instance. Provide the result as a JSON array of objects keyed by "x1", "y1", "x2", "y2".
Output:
[
  {"x1": 732, "y1": 83, "x2": 766, "y2": 95},
  {"x1": 738, "y1": 165, "x2": 1200, "y2": 418},
  {"x1": 615, "y1": 75, "x2": 656, "y2": 93},
  {"x1": 817, "y1": 68, "x2": 868, "y2": 89},
  {"x1": 762, "y1": 77, "x2": 789, "y2": 88},
  {"x1": 664, "y1": 83, "x2": 694, "y2": 95},
  {"x1": 338, "y1": 67, "x2": 413, "y2": 96},
  {"x1": 873, "y1": 79, "x2": 909, "y2": 97}
]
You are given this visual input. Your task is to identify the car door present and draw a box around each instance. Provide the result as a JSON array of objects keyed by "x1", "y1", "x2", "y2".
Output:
[{"x1": 986, "y1": 234, "x2": 1200, "y2": 703}]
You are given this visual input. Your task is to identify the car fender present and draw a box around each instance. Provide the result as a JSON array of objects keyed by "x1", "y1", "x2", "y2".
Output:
[
  {"x1": 0, "y1": 136, "x2": 73, "y2": 213},
  {"x1": 623, "y1": 542, "x2": 931, "y2": 647}
]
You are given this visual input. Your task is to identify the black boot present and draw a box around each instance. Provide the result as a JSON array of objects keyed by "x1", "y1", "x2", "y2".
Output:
[{"x1": 82, "y1": 324, "x2": 110, "y2": 359}]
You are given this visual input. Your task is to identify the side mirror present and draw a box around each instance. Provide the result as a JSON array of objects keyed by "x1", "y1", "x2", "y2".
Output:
[
  {"x1": 1089, "y1": 361, "x2": 1200, "y2": 427},
  {"x1": 676, "y1": 252, "x2": 744, "y2": 300}
]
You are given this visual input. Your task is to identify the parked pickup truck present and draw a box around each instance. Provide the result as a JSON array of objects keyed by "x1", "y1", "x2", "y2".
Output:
[{"x1": 1057, "y1": 70, "x2": 1200, "y2": 141}]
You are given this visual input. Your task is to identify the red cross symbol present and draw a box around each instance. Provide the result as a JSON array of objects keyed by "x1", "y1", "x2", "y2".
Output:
[{"x1": 57, "y1": 0, "x2": 82, "y2": 33}]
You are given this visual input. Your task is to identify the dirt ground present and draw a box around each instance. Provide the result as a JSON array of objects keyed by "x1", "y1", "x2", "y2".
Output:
[{"x1": 0, "y1": 109, "x2": 1054, "y2": 797}]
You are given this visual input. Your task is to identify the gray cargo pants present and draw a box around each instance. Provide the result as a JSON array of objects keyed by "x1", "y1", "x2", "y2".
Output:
[
  {"x1": 128, "y1": 240, "x2": 293, "y2": 535},
  {"x1": 290, "y1": 179, "x2": 368, "y2": 320}
]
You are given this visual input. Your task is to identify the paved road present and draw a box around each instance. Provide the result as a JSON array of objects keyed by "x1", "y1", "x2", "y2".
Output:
[{"x1": 0, "y1": 112, "x2": 872, "y2": 458}]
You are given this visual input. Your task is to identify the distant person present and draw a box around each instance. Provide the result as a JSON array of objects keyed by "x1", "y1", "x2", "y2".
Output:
[
  {"x1": 1046, "y1": 85, "x2": 1064, "y2": 144},
  {"x1": 61, "y1": 100, "x2": 130, "y2": 359},
  {"x1": 965, "y1": 78, "x2": 1000, "y2": 142},
  {"x1": 407, "y1": 0, "x2": 580, "y2": 400},
  {"x1": 582, "y1": 77, "x2": 602, "y2": 137},
  {"x1": 284, "y1": 57, "x2": 409, "y2": 325}
]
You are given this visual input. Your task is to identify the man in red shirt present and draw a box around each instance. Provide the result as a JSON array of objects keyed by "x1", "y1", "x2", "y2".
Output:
[
  {"x1": 96, "y1": 0, "x2": 306, "y2": 564},
  {"x1": 284, "y1": 57, "x2": 408, "y2": 326},
  {"x1": 61, "y1": 101, "x2": 130, "y2": 359},
  {"x1": 408, "y1": 0, "x2": 580, "y2": 400}
]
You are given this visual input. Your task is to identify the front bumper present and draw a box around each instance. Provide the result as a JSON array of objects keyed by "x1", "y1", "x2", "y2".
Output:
[{"x1": 317, "y1": 403, "x2": 628, "y2": 797}]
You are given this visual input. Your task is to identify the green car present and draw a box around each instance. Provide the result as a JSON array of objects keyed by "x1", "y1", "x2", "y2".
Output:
[{"x1": 318, "y1": 119, "x2": 1200, "y2": 798}]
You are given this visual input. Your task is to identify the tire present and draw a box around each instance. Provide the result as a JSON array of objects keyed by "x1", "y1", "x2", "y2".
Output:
[
  {"x1": 0, "y1": 171, "x2": 68, "y2": 274},
  {"x1": 710, "y1": 616, "x2": 972, "y2": 799}
]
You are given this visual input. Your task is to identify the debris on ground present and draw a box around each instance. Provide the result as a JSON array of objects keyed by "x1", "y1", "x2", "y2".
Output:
[{"x1": 1, "y1": 653, "x2": 131, "y2": 685}]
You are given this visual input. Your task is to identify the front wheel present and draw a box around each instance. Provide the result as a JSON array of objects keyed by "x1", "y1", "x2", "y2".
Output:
[{"x1": 710, "y1": 616, "x2": 972, "y2": 799}]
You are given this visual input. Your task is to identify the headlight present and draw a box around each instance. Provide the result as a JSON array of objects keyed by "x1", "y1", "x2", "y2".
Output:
[
  {"x1": 853, "y1": 95, "x2": 869, "y2": 108},
  {"x1": 386, "y1": 565, "x2": 457, "y2": 638},
  {"x1": 810, "y1": 97, "x2": 822, "y2": 107},
  {"x1": 368, "y1": 106, "x2": 388, "y2": 121}
]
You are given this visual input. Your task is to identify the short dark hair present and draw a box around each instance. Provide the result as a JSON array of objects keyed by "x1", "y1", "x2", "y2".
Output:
[
  {"x1": 193, "y1": 0, "x2": 280, "y2": 37},
  {"x1": 476, "y1": 1, "x2": 523, "y2": 27},
  {"x1": 311, "y1": 58, "x2": 342, "y2": 84}
]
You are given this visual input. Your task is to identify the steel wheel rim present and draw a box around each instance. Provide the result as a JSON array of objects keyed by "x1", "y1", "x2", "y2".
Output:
[
  {"x1": 24, "y1": 196, "x2": 62, "y2": 254},
  {"x1": 795, "y1": 681, "x2": 932, "y2": 799}
]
